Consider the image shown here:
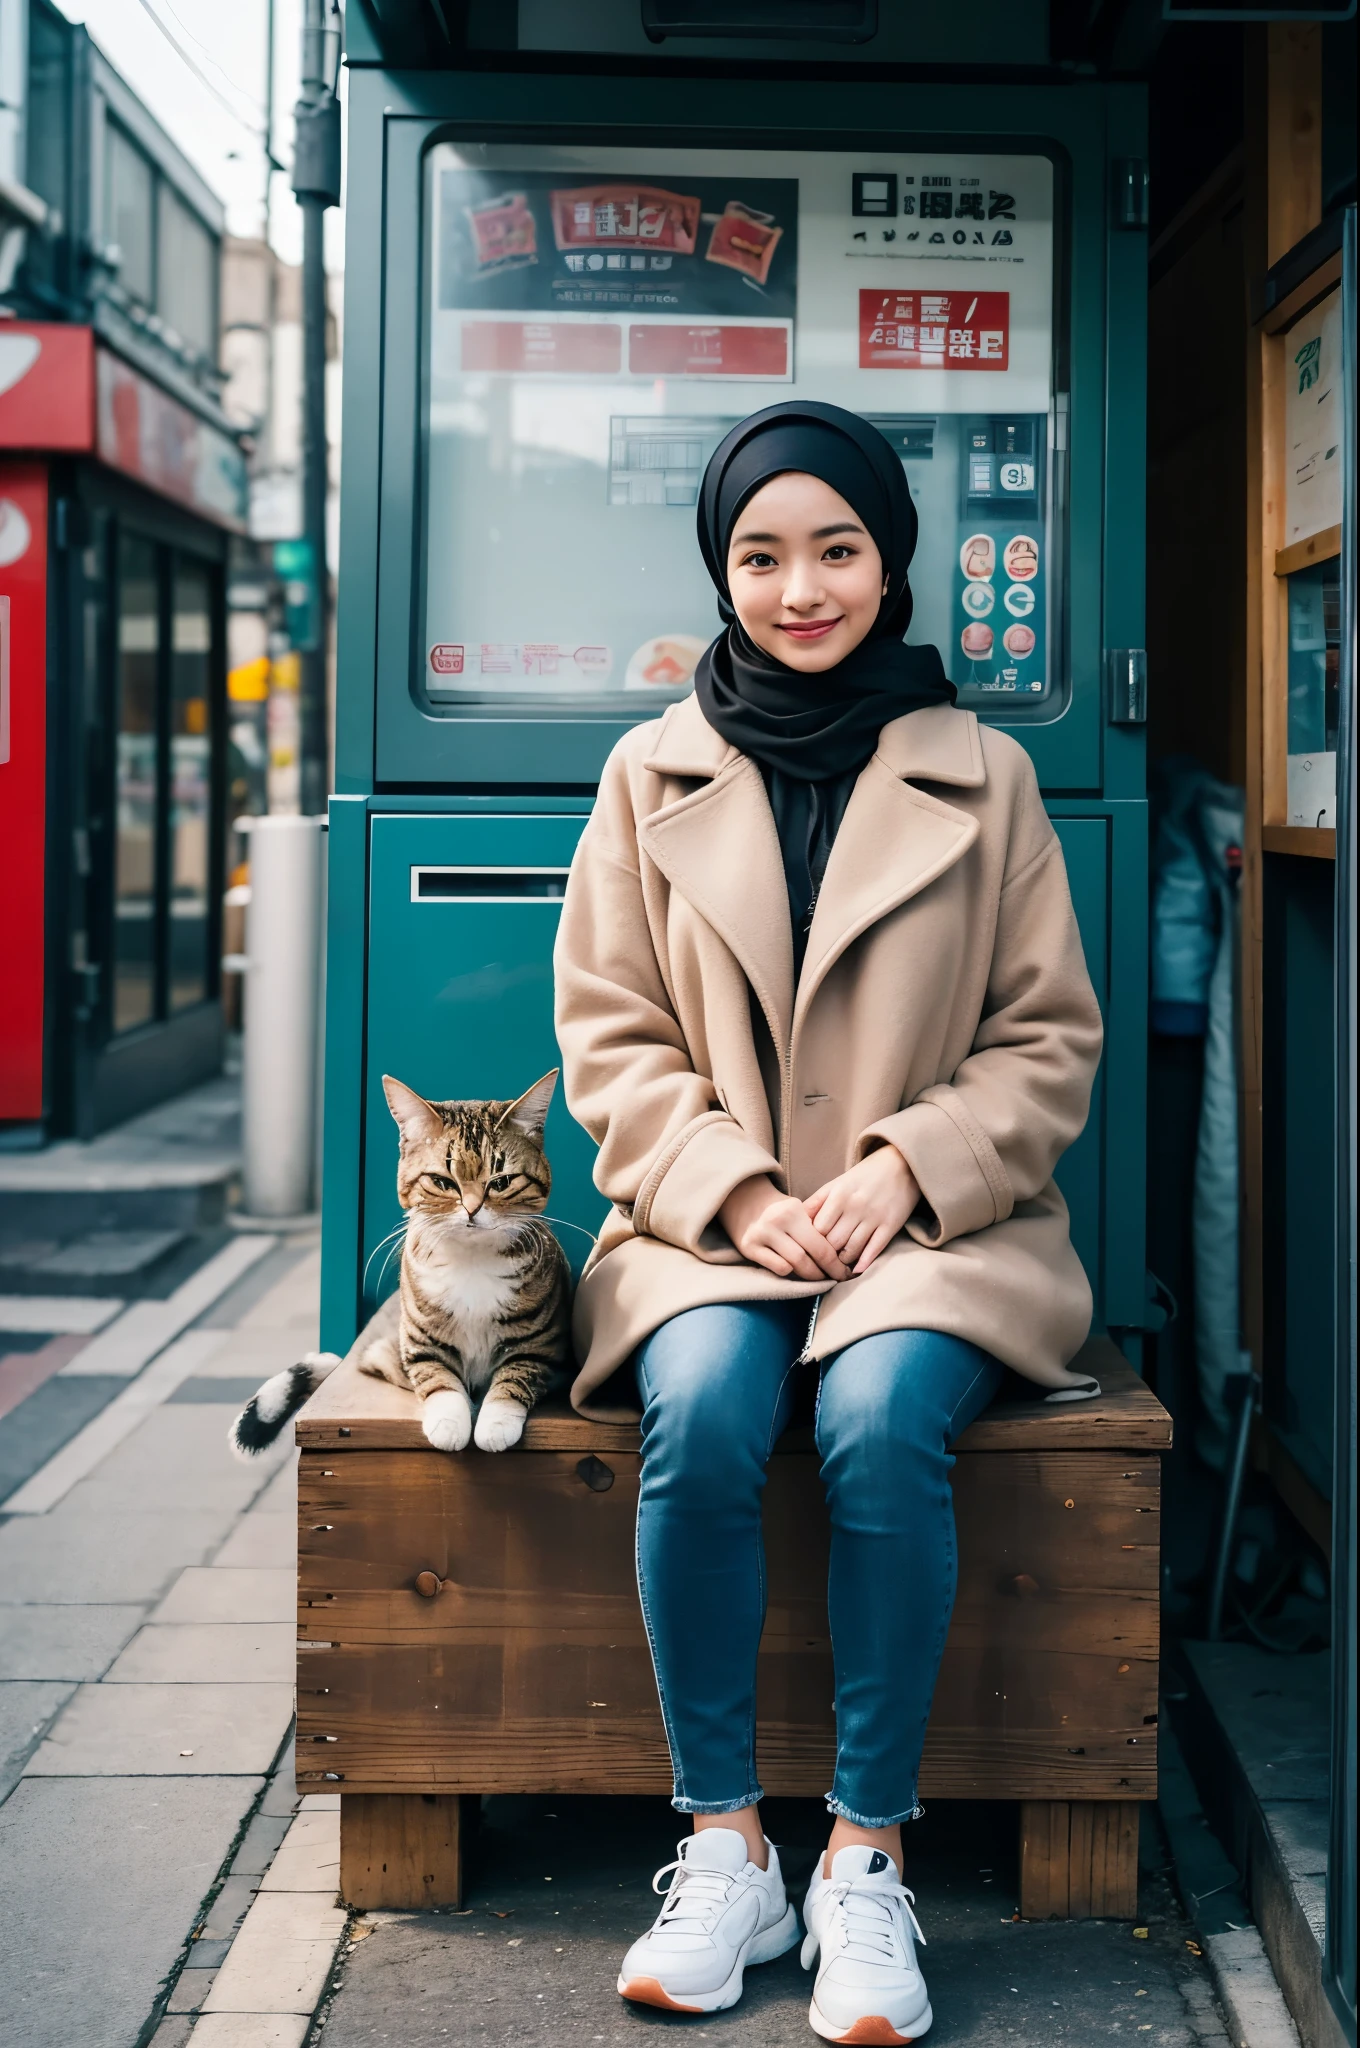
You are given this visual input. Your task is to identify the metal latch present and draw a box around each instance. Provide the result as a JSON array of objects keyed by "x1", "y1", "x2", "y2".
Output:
[{"x1": 1106, "y1": 649, "x2": 1148, "y2": 725}]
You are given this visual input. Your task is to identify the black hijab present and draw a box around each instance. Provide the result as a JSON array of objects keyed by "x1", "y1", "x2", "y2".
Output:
[{"x1": 692, "y1": 401, "x2": 954, "y2": 967}]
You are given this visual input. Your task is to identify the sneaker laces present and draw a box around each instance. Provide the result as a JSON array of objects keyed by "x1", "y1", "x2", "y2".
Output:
[
  {"x1": 827, "y1": 1878, "x2": 926, "y2": 1964},
  {"x1": 648, "y1": 1851, "x2": 742, "y2": 1936}
]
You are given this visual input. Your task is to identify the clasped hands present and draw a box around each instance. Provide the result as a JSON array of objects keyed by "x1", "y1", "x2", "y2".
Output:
[{"x1": 718, "y1": 1145, "x2": 919, "y2": 1283}]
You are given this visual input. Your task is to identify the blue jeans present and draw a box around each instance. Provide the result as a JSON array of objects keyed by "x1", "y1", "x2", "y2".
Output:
[{"x1": 634, "y1": 1301, "x2": 1004, "y2": 1829}]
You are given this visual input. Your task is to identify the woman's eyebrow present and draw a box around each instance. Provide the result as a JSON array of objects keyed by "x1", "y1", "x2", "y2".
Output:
[
  {"x1": 811, "y1": 521, "x2": 866, "y2": 539},
  {"x1": 732, "y1": 529, "x2": 779, "y2": 546}
]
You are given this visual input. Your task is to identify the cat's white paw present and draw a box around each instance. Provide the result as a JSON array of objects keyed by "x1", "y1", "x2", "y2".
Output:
[
  {"x1": 422, "y1": 1386, "x2": 473, "y2": 1452},
  {"x1": 474, "y1": 1397, "x2": 528, "y2": 1453}
]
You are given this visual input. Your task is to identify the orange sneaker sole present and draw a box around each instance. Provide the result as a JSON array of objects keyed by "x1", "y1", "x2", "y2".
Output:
[
  {"x1": 618, "y1": 1975, "x2": 706, "y2": 2013},
  {"x1": 831, "y1": 2020, "x2": 920, "y2": 2045}
]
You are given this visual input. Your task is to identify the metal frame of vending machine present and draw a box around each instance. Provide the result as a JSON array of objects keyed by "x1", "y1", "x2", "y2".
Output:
[{"x1": 321, "y1": 33, "x2": 1149, "y2": 1369}]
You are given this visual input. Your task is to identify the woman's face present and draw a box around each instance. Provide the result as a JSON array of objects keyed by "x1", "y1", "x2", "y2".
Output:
[{"x1": 725, "y1": 471, "x2": 887, "y2": 673}]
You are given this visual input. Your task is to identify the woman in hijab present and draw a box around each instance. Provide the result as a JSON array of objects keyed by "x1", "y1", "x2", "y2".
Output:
[{"x1": 553, "y1": 402, "x2": 1103, "y2": 2041}]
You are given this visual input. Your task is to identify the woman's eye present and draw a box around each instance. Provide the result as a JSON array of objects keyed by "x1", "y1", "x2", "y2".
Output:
[
  {"x1": 823, "y1": 544, "x2": 855, "y2": 561},
  {"x1": 489, "y1": 1174, "x2": 511, "y2": 1192},
  {"x1": 742, "y1": 552, "x2": 776, "y2": 570}
]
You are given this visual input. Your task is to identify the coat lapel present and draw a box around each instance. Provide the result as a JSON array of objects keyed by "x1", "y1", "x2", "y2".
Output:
[
  {"x1": 639, "y1": 701, "x2": 795, "y2": 1053},
  {"x1": 794, "y1": 705, "x2": 985, "y2": 1027}
]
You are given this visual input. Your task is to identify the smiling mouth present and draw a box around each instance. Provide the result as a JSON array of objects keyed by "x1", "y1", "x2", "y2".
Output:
[{"x1": 778, "y1": 617, "x2": 844, "y2": 640}]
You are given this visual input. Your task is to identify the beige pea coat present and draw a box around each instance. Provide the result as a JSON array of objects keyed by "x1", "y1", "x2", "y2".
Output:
[{"x1": 552, "y1": 692, "x2": 1105, "y2": 1418}]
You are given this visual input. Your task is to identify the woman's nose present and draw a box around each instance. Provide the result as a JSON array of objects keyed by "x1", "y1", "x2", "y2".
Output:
[{"x1": 781, "y1": 563, "x2": 825, "y2": 611}]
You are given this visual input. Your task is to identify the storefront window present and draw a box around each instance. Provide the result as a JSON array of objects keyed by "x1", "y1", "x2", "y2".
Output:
[
  {"x1": 114, "y1": 535, "x2": 160, "y2": 1033},
  {"x1": 158, "y1": 186, "x2": 217, "y2": 360},
  {"x1": 420, "y1": 141, "x2": 1059, "y2": 715},
  {"x1": 1285, "y1": 559, "x2": 1339, "y2": 828},
  {"x1": 170, "y1": 561, "x2": 214, "y2": 1011},
  {"x1": 106, "y1": 121, "x2": 155, "y2": 309}
]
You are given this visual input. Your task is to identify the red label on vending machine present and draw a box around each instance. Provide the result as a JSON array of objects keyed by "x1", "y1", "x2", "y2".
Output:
[
  {"x1": 628, "y1": 324, "x2": 790, "y2": 377},
  {"x1": 460, "y1": 321, "x2": 622, "y2": 374},
  {"x1": 859, "y1": 291, "x2": 1010, "y2": 371}
]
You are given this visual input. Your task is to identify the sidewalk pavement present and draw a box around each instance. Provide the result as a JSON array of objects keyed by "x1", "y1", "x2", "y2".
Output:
[{"x1": 0, "y1": 1232, "x2": 346, "y2": 2048}]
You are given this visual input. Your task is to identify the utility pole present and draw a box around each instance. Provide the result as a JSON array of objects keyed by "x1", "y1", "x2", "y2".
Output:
[{"x1": 290, "y1": 0, "x2": 342, "y2": 816}]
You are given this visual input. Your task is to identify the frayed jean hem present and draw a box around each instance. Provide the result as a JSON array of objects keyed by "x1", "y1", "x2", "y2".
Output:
[
  {"x1": 824, "y1": 1793, "x2": 925, "y2": 1828},
  {"x1": 672, "y1": 1791, "x2": 764, "y2": 1815}
]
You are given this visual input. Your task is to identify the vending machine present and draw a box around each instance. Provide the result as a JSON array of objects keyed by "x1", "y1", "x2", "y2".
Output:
[{"x1": 321, "y1": 27, "x2": 1148, "y2": 1359}]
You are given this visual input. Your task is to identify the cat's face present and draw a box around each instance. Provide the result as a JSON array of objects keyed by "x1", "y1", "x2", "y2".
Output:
[{"x1": 382, "y1": 1073, "x2": 556, "y2": 1237}]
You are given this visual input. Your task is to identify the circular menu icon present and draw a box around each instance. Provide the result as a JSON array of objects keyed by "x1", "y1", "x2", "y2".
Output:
[
  {"x1": 1003, "y1": 623, "x2": 1036, "y2": 659},
  {"x1": 961, "y1": 623, "x2": 994, "y2": 659},
  {"x1": 1003, "y1": 582, "x2": 1036, "y2": 617},
  {"x1": 1002, "y1": 534, "x2": 1039, "y2": 582},
  {"x1": 961, "y1": 582, "x2": 995, "y2": 619},
  {"x1": 960, "y1": 533, "x2": 995, "y2": 581}
]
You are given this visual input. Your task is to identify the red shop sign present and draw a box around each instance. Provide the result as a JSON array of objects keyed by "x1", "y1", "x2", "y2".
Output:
[{"x1": 859, "y1": 290, "x2": 1010, "y2": 371}]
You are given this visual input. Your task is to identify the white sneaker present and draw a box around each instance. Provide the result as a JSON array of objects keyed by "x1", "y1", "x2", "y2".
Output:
[
  {"x1": 801, "y1": 1846, "x2": 933, "y2": 2043},
  {"x1": 617, "y1": 1828, "x2": 799, "y2": 2013}
]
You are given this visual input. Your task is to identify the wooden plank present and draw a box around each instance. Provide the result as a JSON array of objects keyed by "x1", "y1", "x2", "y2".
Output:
[
  {"x1": 1274, "y1": 522, "x2": 1341, "y2": 577},
  {"x1": 301, "y1": 1713, "x2": 1157, "y2": 1801},
  {"x1": 1261, "y1": 825, "x2": 1336, "y2": 861},
  {"x1": 1260, "y1": 250, "x2": 1342, "y2": 336},
  {"x1": 339, "y1": 1792, "x2": 474, "y2": 1910},
  {"x1": 1020, "y1": 1802, "x2": 1071, "y2": 1919},
  {"x1": 1072, "y1": 1801, "x2": 1140, "y2": 1918},
  {"x1": 1263, "y1": 25, "x2": 1322, "y2": 269},
  {"x1": 297, "y1": 1442, "x2": 1159, "y2": 1801},
  {"x1": 296, "y1": 1336, "x2": 1171, "y2": 1454}
]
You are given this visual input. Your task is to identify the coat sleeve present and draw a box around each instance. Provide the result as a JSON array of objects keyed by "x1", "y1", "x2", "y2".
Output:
[
  {"x1": 856, "y1": 757, "x2": 1104, "y2": 1247},
  {"x1": 553, "y1": 741, "x2": 781, "y2": 1255}
]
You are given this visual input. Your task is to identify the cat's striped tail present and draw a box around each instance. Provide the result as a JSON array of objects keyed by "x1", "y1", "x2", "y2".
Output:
[{"x1": 229, "y1": 1352, "x2": 343, "y2": 1457}]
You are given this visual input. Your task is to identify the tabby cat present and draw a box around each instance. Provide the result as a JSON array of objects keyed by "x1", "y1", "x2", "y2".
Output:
[{"x1": 230, "y1": 1070, "x2": 572, "y2": 1457}]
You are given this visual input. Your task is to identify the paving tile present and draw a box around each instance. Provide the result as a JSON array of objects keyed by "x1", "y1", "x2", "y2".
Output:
[
  {"x1": 259, "y1": 1808, "x2": 340, "y2": 1893},
  {"x1": 1, "y1": 1681, "x2": 77, "y2": 1797},
  {"x1": 57, "y1": 1402, "x2": 289, "y2": 1518},
  {"x1": 166, "y1": 1965, "x2": 219, "y2": 2012},
  {"x1": 250, "y1": 1453, "x2": 299, "y2": 1517},
  {"x1": 259, "y1": 1737, "x2": 300, "y2": 1816},
  {"x1": 213, "y1": 1514, "x2": 295, "y2": 1569},
  {"x1": 57, "y1": 1237, "x2": 276, "y2": 1378},
  {"x1": 152, "y1": 1567, "x2": 296, "y2": 1625},
  {"x1": 7, "y1": 1332, "x2": 238, "y2": 1514},
  {"x1": 197, "y1": 1869, "x2": 260, "y2": 1939},
  {"x1": 297, "y1": 1792, "x2": 340, "y2": 1812},
  {"x1": 236, "y1": 1248, "x2": 322, "y2": 1334},
  {"x1": 188, "y1": 1328, "x2": 315, "y2": 1377},
  {"x1": 146, "y1": 2015, "x2": 194, "y2": 2048},
  {"x1": 169, "y1": 1377, "x2": 270, "y2": 1406},
  {"x1": 0, "y1": 1509, "x2": 234, "y2": 1604},
  {"x1": 192, "y1": 2015, "x2": 310, "y2": 2048},
  {"x1": 230, "y1": 1809, "x2": 293, "y2": 1876},
  {"x1": 105, "y1": 1622, "x2": 296, "y2": 1684},
  {"x1": 0, "y1": 1296, "x2": 124, "y2": 1334},
  {"x1": 196, "y1": 1240, "x2": 318, "y2": 1331},
  {"x1": 0, "y1": 1336, "x2": 92, "y2": 1422},
  {"x1": 0, "y1": 1603, "x2": 144, "y2": 1679},
  {"x1": 202, "y1": 1888, "x2": 347, "y2": 2014},
  {"x1": 0, "y1": 1375, "x2": 129, "y2": 1505},
  {"x1": 0, "y1": 1775, "x2": 261, "y2": 2048},
  {"x1": 24, "y1": 1681, "x2": 295, "y2": 1776}
]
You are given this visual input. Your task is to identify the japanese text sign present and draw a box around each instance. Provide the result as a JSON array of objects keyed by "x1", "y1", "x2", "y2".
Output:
[{"x1": 859, "y1": 290, "x2": 1010, "y2": 372}]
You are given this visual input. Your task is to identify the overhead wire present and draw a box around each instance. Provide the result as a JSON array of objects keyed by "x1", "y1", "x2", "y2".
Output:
[{"x1": 128, "y1": 0, "x2": 269, "y2": 137}]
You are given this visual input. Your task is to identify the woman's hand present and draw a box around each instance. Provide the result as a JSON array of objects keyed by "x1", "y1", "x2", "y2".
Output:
[
  {"x1": 803, "y1": 1145, "x2": 919, "y2": 1275},
  {"x1": 719, "y1": 1175, "x2": 850, "y2": 1282}
]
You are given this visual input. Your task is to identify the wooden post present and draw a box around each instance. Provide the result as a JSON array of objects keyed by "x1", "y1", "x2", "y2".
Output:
[
  {"x1": 1020, "y1": 1801, "x2": 1141, "y2": 1920},
  {"x1": 339, "y1": 1792, "x2": 477, "y2": 1910}
]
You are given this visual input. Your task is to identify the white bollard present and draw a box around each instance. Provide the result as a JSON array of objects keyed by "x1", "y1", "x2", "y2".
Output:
[{"x1": 242, "y1": 815, "x2": 325, "y2": 1217}]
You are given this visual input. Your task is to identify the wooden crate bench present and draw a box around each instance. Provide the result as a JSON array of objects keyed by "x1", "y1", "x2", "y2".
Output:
[{"x1": 295, "y1": 1334, "x2": 1169, "y2": 1919}]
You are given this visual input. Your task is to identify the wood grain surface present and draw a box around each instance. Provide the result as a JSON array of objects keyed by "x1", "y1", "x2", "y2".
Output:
[
  {"x1": 296, "y1": 1335, "x2": 1170, "y2": 1453},
  {"x1": 296, "y1": 1438, "x2": 1160, "y2": 1802}
]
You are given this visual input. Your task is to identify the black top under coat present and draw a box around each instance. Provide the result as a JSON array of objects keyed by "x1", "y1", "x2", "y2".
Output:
[{"x1": 691, "y1": 402, "x2": 954, "y2": 971}]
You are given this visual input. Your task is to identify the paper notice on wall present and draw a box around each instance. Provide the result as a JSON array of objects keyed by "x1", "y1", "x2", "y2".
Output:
[{"x1": 1284, "y1": 288, "x2": 1342, "y2": 545}]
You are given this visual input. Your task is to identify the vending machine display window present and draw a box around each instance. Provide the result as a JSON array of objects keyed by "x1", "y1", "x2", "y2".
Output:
[
  {"x1": 1285, "y1": 558, "x2": 1340, "y2": 830},
  {"x1": 419, "y1": 140, "x2": 1064, "y2": 719}
]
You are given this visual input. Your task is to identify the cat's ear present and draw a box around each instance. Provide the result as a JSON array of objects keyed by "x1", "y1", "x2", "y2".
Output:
[
  {"x1": 382, "y1": 1076, "x2": 444, "y2": 1147},
  {"x1": 497, "y1": 1068, "x2": 559, "y2": 1142}
]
